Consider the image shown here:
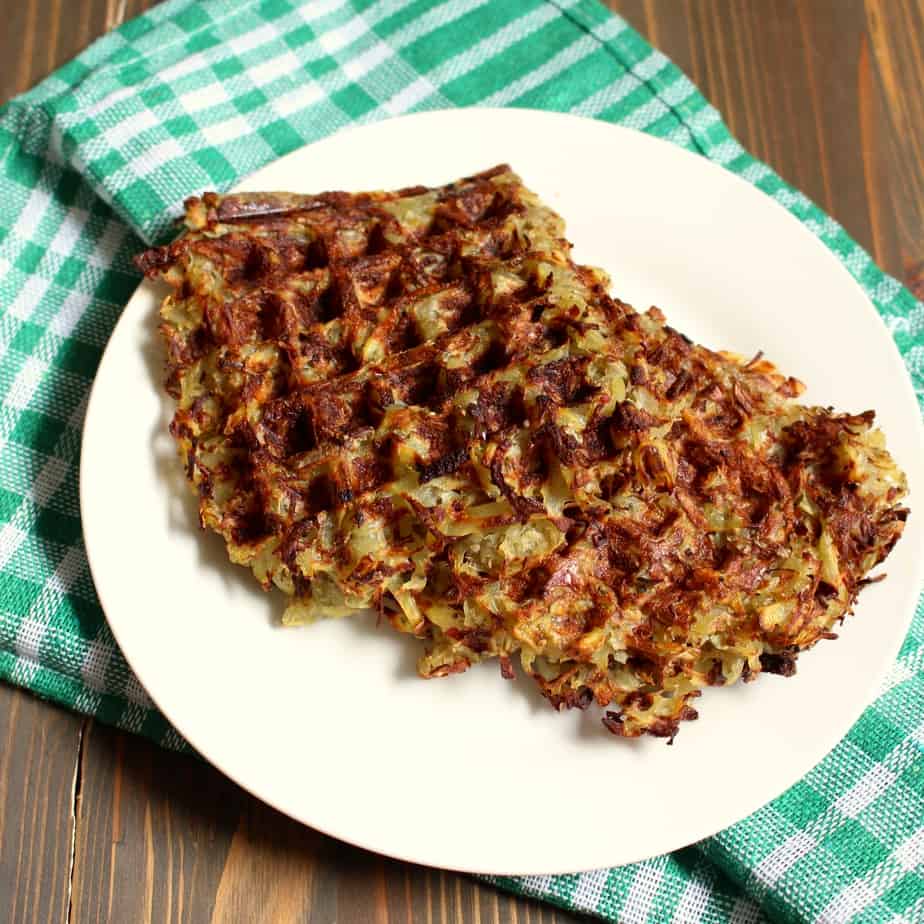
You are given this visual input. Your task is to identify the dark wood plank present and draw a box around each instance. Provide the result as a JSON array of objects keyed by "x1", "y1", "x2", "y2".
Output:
[
  {"x1": 0, "y1": 0, "x2": 162, "y2": 104},
  {"x1": 0, "y1": 686, "x2": 86, "y2": 924},
  {"x1": 861, "y1": 0, "x2": 924, "y2": 283},
  {"x1": 69, "y1": 722, "x2": 584, "y2": 923},
  {"x1": 608, "y1": 0, "x2": 924, "y2": 289}
]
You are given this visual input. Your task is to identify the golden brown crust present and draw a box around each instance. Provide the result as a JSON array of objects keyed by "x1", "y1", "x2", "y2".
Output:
[{"x1": 137, "y1": 165, "x2": 908, "y2": 740}]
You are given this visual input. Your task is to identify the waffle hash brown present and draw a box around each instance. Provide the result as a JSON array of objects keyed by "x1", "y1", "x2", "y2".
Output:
[{"x1": 136, "y1": 166, "x2": 909, "y2": 741}]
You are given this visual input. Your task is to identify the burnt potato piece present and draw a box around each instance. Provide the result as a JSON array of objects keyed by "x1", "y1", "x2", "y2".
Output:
[{"x1": 137, "y1": 166, "x2": 908, "y2": 741}]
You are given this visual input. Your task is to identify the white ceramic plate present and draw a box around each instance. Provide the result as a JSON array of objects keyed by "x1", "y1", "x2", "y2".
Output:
[{"x1": 81, "y1": 108, "x2": 924, "y2": 875}]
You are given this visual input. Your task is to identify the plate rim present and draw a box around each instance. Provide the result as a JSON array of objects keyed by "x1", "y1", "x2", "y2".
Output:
[{"x1": 80, "y1": 106, "x2": 924, "y2": 875}]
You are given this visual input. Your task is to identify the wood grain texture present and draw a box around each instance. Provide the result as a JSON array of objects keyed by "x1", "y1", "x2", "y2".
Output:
[
  {"x1": 862, "y1": 0, "x2": 924, "y2": 284},
  {"x1": 608, "y1": 0, "x2": 924, "y2": 290},
  {"x1": 0, "y1": 685, "x2": 86, "y2": 924},
  {"x1": 69, "y1": 721, "x2": 578, "y2": 923},
  {"x1": 0, "y1": 0, "x2": 161, "y2": 103},
  {"x1": 2, "y1": 1, "x2": 924, "y2": 921}
]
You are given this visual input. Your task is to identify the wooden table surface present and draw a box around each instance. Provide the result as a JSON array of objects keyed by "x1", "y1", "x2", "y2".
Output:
[{"x1": 2, "y1": 1, "x2": 923, "y2": 922}]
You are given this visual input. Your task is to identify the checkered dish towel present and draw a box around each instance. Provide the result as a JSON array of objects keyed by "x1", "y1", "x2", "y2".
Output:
[{"x1": 1, "y1": 1, "x2": 922, "y2": 921}]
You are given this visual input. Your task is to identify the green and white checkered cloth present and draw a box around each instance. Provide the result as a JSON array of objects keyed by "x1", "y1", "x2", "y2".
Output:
[{"x1": 1, "y1": 0, "x2": 922, "y2": 920}]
